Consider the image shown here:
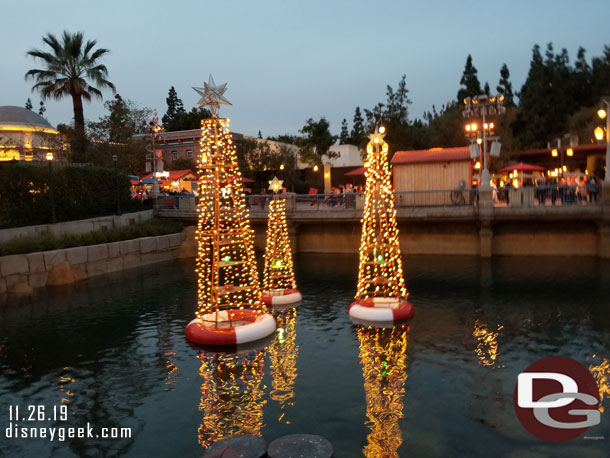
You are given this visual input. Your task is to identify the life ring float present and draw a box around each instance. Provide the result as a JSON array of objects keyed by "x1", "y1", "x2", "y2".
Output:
[
  {"x1": 185, "y1": 309, "x2": 276, "y2": 346},
  {"x1": 261, "y1": 288, "x2": 302, "y2": 306},
  {"x1": 348, "y1": 297, "x2": 414, "y2": 323}
]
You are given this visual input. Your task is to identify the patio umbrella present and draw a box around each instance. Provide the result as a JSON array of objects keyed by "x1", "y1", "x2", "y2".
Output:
[
  {"x1": 140, "y1": 178, "x2": 162, "y2": 185},
  {"x1": 344, "y1": 166, "x2": 367, "y2": 176},
  {"x1": 498, "y1": 162, "x2": 545, "y2": 173}
]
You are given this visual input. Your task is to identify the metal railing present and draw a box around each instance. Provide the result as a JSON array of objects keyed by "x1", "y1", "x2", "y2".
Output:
[{"x1": 153, "y1": 185, "x2": 602, "y2": 214}]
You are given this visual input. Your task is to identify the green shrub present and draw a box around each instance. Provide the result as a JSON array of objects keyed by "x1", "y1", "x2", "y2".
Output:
[{"x1": 0, "y1": 218, "x2": 183, "y2": 256}]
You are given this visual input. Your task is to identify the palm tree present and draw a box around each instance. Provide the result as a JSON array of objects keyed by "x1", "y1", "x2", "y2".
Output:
[{"x1": 25, "y1": 31, "x2": 116, "y2": 161}]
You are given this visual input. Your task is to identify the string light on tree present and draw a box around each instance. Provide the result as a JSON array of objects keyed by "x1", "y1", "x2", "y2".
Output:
[
  {"x1": 261, "y1": 176, "x2": 302, "y2": 307},
  {"x1": 185, "y1": 75, "x2": 275, "y2": 346},
  {"x1": 348, "y1": 124, "x2": 414, "y2": 324}
]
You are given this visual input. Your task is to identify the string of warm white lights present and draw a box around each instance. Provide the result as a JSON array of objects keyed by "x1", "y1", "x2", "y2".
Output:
[
  {"x1": 197, "y1": 350, "x2": 266, "y2": 447},
  {"x1": 358, "y1": 326, "x2": 409, "y2": 458},
  {"x1": 195, "y1": 117, "x2": 265, "y2": 321},
  {"x1": 268, "y1": 308, "x2": 299, "y2": 424},
  {"x1": 355, "y1": 125, "x2": 408, "y2": 300},
  {"x1": 263, "y1": 198, "x2": 297, "y2": 291}
]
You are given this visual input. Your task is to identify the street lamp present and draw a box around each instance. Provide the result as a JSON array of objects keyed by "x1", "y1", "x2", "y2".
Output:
[
  {"x1": 597, "y1": 100, "x2": 609, "y2": 183},
  {"x1": 149, "y1": 116, "x2": 164, "y2": 198},
  {"x1": 112, "y1": 154, "x2": 121, "y2": 215},
  {"x1": 463, "y1": 94, "x2": 506, "y2": 189},
  {"x1": 46, "y1": 151, "x2": 56, "y2": 223}
]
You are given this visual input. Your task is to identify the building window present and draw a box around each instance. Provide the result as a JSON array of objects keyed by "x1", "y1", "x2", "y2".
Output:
[
  {"x1": 186, "y1": 149, "x2": 193, "y2": 159},
  {"x1": 171, "y1": 150, "x2": 178, "y2": 160}
]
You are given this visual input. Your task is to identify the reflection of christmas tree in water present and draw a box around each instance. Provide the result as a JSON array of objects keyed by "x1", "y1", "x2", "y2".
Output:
[
  {"x1": 357, "y1": 325, "x2": 409, "y2": 458},
  {"x1": 472, "y1": 320, "x2": 503, "y2": 367},
  {"x1": 589, "y1": 356, "x2": 610, "y2": 413},
  {"x1": 268, "y1": 308, "x2": 299, "y2": 423},
  {"x1": 197, "y1": 349, "x2": 266, "y2": 448}
]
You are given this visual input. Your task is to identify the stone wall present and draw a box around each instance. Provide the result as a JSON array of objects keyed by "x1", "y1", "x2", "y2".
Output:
[
  {"x1": 0, "y1": 210, "x2": 154, "y2": 243},
  {"x1": 0, "y1": 232, "x2": 184, "y2": 293}
]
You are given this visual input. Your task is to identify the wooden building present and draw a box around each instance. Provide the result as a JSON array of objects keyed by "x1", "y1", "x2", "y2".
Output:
[{"x1": 391, "y1": 146, "x2": 472, "y2": 206}]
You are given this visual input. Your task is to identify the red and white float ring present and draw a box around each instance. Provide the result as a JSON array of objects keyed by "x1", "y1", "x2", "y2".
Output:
[
  {"x1": 261, "y1": 289, "x2": 302, "y2": 306},
  {"x1": 348, "y1": 297, "x2": 414, "y2": 323},
  {"x1": 185, "y1": 309, "x2": 276, "y2": 346}
]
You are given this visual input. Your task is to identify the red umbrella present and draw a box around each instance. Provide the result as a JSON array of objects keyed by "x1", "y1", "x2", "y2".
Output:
[
  {"x1": 345, "y1": 166, "x2": 367, "y2": 176},
  {"x1": 498, "y1": 162, "x2": 545, "y2": 173}
]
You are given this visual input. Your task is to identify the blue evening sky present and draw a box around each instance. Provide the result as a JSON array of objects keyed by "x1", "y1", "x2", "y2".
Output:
[{"x1": 2, "y1": 0, "x2": 609, "y2": 138}]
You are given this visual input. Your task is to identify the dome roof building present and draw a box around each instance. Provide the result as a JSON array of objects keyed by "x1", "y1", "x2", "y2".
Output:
[{"x1": 0, "y1": 106, "x2": 60, "y2": 161}]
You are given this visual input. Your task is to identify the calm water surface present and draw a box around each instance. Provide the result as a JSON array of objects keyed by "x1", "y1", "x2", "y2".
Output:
[{"x1": 1, "y1": 254, "x2": 609, "y2": 457}]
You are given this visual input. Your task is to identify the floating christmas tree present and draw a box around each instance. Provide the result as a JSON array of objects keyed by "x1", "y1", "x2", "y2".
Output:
[
  {"x1": 261, "y1": 177, "x2": 302, "y2": 307},
  {"x1": 348, "y1": 124, "x2": 414, "y2": 324},
  {"x1": 197, "y1": 349, "x2": 266, "y2": 448},
  {"x1": 185, "y1": 75, "x2": 275, "y2": 345},
  {"x1": 358, "y1": 325, "x2": 409, "y2": 458},
  {"x1": 268, "y1": 307, "x2": 299, "y2": 424}
]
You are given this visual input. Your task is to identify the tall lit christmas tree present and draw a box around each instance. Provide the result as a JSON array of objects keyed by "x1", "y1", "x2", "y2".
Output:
[
  {"x1": 358, "y1": 325, "x2": 409, "y2": 457},
  {"x1": 261, "y1": 177, "x2": 302, "y2": 306},
  {"x1": 197, "y1": 349, "x2": 266, "y2": 448},
  {"x1": 185, "y1": 75, "x2": 275, "y2": 345},
  {"x1": 349, "y1": 125, "x2": 414, "y2": 323}
]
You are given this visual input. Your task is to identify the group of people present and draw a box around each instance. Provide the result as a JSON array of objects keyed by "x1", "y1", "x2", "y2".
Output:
[{"x1": 491, "y1": 175, "x2": 602, "y2": 206}]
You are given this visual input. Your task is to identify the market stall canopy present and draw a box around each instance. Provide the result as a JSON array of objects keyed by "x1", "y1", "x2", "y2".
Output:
[
  {"x1": 345, "y1": 166, "x2": 367, "y2": 176},
  {"x1": 498, "y1": 162, "x2": 545, "y2": 173},
  {"x1": 140, "y1": 178, "x2": 162, "y2": 185}
]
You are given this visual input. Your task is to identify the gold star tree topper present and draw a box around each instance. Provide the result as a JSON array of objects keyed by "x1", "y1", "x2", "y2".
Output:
[
  {"x1": 268, "y1": 176, "x2": 284, "y2": 193},
  {"x1": 193, "y1": 74, "x2": 232, "y2": 117}
]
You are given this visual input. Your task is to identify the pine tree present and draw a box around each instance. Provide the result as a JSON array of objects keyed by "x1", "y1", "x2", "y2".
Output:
[
  {"x1": 573, "y1": 47, "x2": 593, "y2": 107},
  {"x1": 162, "y1": 86, "x2": 185, "y2": 130},
  {"x1": 457, "y1": 54, "x2": 482, "y2": 102},
  {"x1": 484, "y1": 82, "x2": 490, "y2": 95},
  {"x1": 258, "y1": 130, "x2": 263, "y2": 139},
  {"x1": 25, "y1": 98, "x2": 33, "y2": 110},
  {"x1": 38, "y1": 100, "x2": 46, "y2": 116},
  {"x1": 350, "y1": 106, "x2": 365, "y2": 145},
  {"x1": 340, "y1": 118, "x2": 350, "y2": 144},
  {"x1": 496, "y1": 63, "x2": 515, "y2": 107}
]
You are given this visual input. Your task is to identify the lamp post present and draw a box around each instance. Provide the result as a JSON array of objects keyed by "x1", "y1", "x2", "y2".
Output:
[
  {"x1": 149, "y1": 116, "x2": 164, "y2": 199},
  {"x1": 112, "y1": 154, "x2": 121, "y2": 215},
  {"x1": 46, "y1": 151, "x2": 56, "y2": 224},
  {"x1": 597, "y1": 100, "x2": 610, "y2": 183},
  {"x1": 463, "y1": 94, "x2": 506, "y2": 189}
]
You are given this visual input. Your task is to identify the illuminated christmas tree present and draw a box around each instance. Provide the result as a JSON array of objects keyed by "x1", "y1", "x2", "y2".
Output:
[
  {"x1": 185, "y1": 75, "x2": 275, "y2": 345},
  {"x1": 357, "y1": 325, "x2": 409, "y2": 458},
  {"x1": 268, "y1": 307, "x2": 299, "y2": 424},
  {"x1": 261, "y1": 177, "x2": 302, "y2": 306},
  {"x1": 197, "y1": 349, "x2": 266, "y2": 448},
  {"x1": 349, "y1": 125, "x2": 414, "y2": 323}
]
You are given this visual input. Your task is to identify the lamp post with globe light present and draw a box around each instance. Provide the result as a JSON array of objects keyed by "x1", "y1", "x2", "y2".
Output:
[
  {"x1": 463, "y1": 94, "x2": 506, "y2": 190},
  {"x1": 149, "y1": 116, "x2": 164, "y2": 199},
  {"x1": 596, "y1": 100, "x2": 609, "y2": 183},
  {"x1": 46, "y1": 151, "x2": 56, "y2": 223}
]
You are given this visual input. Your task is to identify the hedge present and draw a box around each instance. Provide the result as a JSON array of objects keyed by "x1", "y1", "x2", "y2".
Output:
[
  {"x1": 0, "y1": 218, "x2": 184, "y2": 256},
  {"x1": 0, "y1": 163, "x2": 149, "y2": 228}
]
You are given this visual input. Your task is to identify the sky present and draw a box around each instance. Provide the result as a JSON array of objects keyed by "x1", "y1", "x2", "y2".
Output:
[{"x1": 2, "y1": 0, "x2": 609, "y2": 138}]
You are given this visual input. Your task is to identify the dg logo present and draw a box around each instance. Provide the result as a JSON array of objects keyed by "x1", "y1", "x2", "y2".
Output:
[{"x1": 513, "y1": 356, "x2": 602, "y2": 442}]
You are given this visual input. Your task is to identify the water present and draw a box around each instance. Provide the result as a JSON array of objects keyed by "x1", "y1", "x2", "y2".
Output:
[{"x1": 1, "y1": 254, "x2": 609, "y2": 457}]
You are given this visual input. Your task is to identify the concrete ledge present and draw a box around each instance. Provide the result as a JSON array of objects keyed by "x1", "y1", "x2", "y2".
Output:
[{"x1": 0, "y1": 230, "x2": 183, "y2": 293}]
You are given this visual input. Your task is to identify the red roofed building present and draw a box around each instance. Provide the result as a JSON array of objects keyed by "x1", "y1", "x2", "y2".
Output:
[
  {"x1": 140, "y1": 169, "x2": 198, "y2": 192},
  {"x1": 390, "y1": 147, "x2": 473, "y2": 205}
]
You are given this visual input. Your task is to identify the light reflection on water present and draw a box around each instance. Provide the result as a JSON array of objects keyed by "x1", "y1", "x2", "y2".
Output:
[{"x1": 0, "y1": 254, "x2": 609, "y2": 457}]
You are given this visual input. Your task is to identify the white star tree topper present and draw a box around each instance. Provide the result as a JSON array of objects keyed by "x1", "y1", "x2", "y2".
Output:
[
  {"x1": 268, "y1": 176, "x2": 284, "y2": 193},
  {"x1": 193, "y1": 74, "x2": 232, "y2": 117}
]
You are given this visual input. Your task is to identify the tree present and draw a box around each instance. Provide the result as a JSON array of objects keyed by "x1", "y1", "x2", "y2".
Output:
[
  {"x1": 162, "y1": 86, "x2": 185, "y2": 130},
  {"x1": 591, "y1": 44, "x2": 610, "y2": 101},
  {"x1": 295, "y1": 117, "x2": 338, "y2": 167},
  {"x1": 496, "y1": 63, "x2": 515, "y2": 107},
  {"x1": 573, "y1": 47, "x2": 593, "y2": 107},
  {"x1": 339, "y1": 118, "x2": 350, "y2": 144},
  {"x1": 87, "y1": 94, "x2": 153, "y2": 174},
  {"x1": 164, "y1": 107, "x2": 212, "y2": 131},
  {"x1": 266, "y1": 134, "x2": 296, "y2": 144},
  {"x1": 363, "y1": 75, "x2": 412, "y2": 152},
  {"x1": 38, "y1": 100, "x2": 46, "y2": 116},
  {"x1": 25, "y1": 31, "x2": 115, "y2": 162},
  {"x1": 350, "y1": 106, "x2": 365, "y2": 146},
  {"x1": 258, "y1": 130, "x2": 263, "y2": 139},
  {"x1": 25, "y1": 98, "x2": 33, "y2": 110},
  {"x1": 457, "y1": 54, "x2": 482, "y2": 102},
  {"x1": 483, "y1": 81, "x2": 490, "y2": 95}
]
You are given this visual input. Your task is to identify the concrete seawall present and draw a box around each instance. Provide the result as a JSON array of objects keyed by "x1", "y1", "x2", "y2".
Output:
[{"x1": 0, "y1": 232, "x2": 184, "y2": 294}]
